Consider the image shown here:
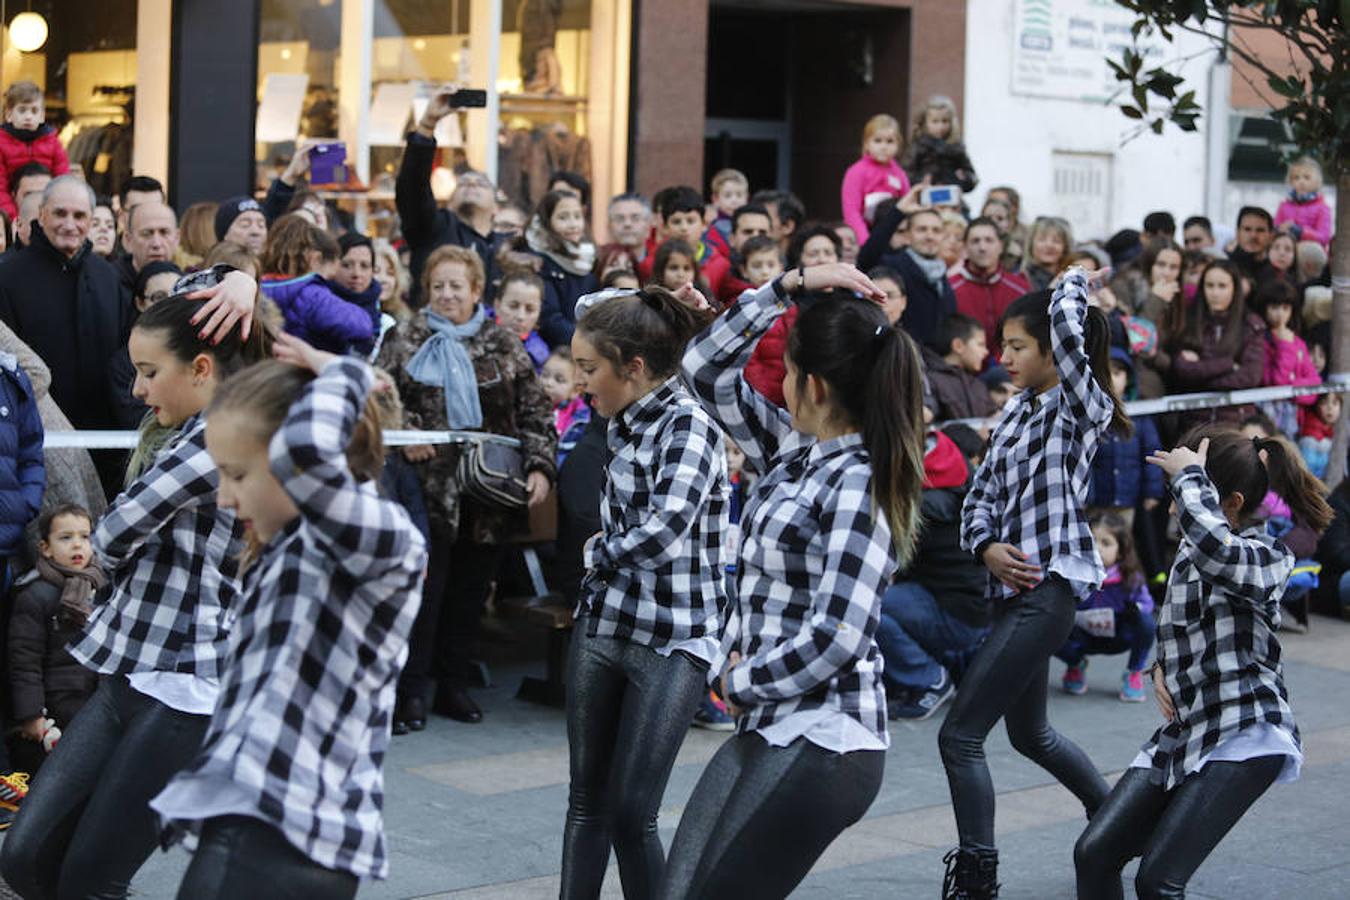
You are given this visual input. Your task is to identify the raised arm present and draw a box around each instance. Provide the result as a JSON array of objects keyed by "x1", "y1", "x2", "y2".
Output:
[
  {"x1": 270, "y1": 352, "x2": 421, "y2": 579},
  {"x1": 1171, "y1": 464, "x2": 1293, "y2": 616},
  {"x1": 1051, "y1": 268, "x2": 1114, "y2": 431},
  {"x1": 723, "y1": 468, "x2": 894, "y2": 706}
]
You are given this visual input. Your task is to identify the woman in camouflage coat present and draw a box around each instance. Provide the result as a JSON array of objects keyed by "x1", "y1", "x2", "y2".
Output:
[{"x1": 377, "y1": 244, "x2": 556, "y2": 728}]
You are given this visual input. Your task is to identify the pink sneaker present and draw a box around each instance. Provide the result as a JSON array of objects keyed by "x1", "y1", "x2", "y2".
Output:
[
  {"x1": 1062, "y1": 659, "x2": 1088, "y2": 695},
  {"x1": 1120, "y1": 669, "x2": 1147, "y2": 703}
]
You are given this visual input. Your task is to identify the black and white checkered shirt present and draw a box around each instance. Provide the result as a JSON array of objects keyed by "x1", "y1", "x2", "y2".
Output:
[
  {"x1": 155, "y1": 358, "x2": 426, "y2": 878},
  {"x1": 576, "y1": 378, "x2": 729, "y2": 662},
  {"x1": 682, "y1": 281, "x2": 897, "y2": 743},
  {"x1": 1143, "y1": 465, "x2": 1298, "y2": 789},
  {"x1": 961, "y1": 268, "x2": 1113, "y2": 601},
  {"x1": 70, "y1": 416, "x2": 243, "y2": 678}
]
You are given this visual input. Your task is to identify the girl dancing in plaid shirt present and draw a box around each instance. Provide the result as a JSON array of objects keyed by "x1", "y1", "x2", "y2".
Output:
[
  {"x1": 1075, "y1": 428, "x2": 1329, "y2": 899},
  {"x1": 153, "y1": 335, "x2": 426, "y2": 898},
  {"x1": 950, "y1": 268, "x2": 1131, "y2": 898},
  {"x1": 560, "y1": 287, "x2": 729, "y2": 898},
  {"x1": 0, "y1": 275, "x2": 262, "y2": 900},
  {"x1": 660, "y1": 263, "x2": 926, "y2": 898}
]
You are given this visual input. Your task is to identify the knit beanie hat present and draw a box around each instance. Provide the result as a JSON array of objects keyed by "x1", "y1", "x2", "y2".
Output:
[
  {"x1": 215, "y1": 197, "x2": 263, "y2": 240},
  {"x1": 133, "y1": 260, "x2": 183, "y2": 299}
]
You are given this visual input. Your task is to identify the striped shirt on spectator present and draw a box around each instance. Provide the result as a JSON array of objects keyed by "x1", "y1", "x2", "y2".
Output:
[
  {"x1": 961, "y1": 268, "x2": 1114, "y2": 602},
  {"x1": 153, "y1": 358, "x2": 427, "y2": 879},
  {"x1": 1144, "y1": 464, "x2": 1298, "y2": 789},
  {"x1": 577, "y1": 377, "x2": 730, "y2": 666},
  {"x1": 70, "y1": 416, "x2": 243, "y2": 678},
  {"x1": 683, "y1": 280, "x2": 897, "y2": 746}
]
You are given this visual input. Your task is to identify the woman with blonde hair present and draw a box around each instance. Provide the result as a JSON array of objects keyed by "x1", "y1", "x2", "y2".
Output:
[
  {"x1": 1019, "y1": 216, "x2": 1074, "y2": 292},
  {"x1": 373, "y1": 237, "x2": 412, "y2": 321}
]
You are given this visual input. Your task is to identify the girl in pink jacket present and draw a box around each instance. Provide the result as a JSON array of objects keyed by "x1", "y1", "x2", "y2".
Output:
[
  {"x1": 1261, "y1": 281, "x2": 1320, "y2": 438},
  {"x1": 839, "y1": 114, "x2": 910, "y2": 244},
  {"x1": 1274, "y1": 156, "x2": 1332, "y2": 248}
]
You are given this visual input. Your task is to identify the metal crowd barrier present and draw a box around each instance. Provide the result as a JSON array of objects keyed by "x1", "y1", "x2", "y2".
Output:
[{"x1": 41, "y1": 429, "x2": 522, "y2": 450}]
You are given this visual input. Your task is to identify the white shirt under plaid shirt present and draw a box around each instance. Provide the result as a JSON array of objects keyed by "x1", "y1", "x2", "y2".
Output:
[
  {"x1": 961, "y1": 268, "x2": 1113, "y2": 602},
  {"x1": 682, "y1": 280, "x2": 897, "y2": 745},
  {"x1": 1143, "y1": 464, "x2": 1298, "y2": 789},
  {"x1": 153, "y1": 358, "x2": 427, "y2": 879},
  {"x1": 576, "y1": 377, "x2": 730, "y2": 665},
  {"x1": 70, "y1": 415, "x2": 243, "y2": 678}
]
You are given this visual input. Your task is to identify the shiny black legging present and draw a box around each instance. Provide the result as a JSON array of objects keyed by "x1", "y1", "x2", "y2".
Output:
[
  {"x1": 937, "y1": 575, "x2": 1110, "y2": 851},
  {"x1": 561, "y1": 624, "x2": 708, "y2": 900},
  {"x1": 0, "y1": 676, "x2": 209, "y2": 900},
  {"x1": 1074, "y1": 756, "x2": 1284, "y2": 899},
  {"x1": 657, "y1": 733, "x2": 885, "y2": 900},
  {"x1": 176, "y1": 815, "x2": 357, "y2": 900}
]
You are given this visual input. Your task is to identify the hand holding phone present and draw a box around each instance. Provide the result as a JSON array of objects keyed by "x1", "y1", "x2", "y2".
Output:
[{"x1": 921, "y1": 184, "x2": 962, "y2": 208}]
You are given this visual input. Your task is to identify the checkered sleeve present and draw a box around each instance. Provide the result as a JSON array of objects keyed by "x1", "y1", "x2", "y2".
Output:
[
  {"x1": 724, "y1": 466, "x2": 891, "y2": 707},
  {"x1": 1172, "y1": 466, "x2": 1293, "y2": 614},
  {"x1": 94, "y1": 427, "x2": 217, "y2": 567},
  {"x1": 271, "y1": 357, "x2": 423, "y2": 579},
  {"x1": 681, "y1": 280, "x2": 793, "y2": 476},
  {"x1": 960, "y1": 444, "x2": 1002, "y2": 556},
  {"x1": 591, "y1": 407, "x2": 722, "y2": 575},
  {"x1": 1051, "y1": 268, "x2": 1114, "y2": 431}
]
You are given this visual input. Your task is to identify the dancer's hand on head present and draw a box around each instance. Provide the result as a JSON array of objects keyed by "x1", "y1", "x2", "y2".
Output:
[
  {"x1": 720, "y1": 651, "x2": 743, "y2": 718},
  {"x1": 273, "y1": 331, "x2": 337, "y2": 374},
  {"x1": 189, "y1": 270, "x2": 257, "y2": 343},
  {"x1": 1152, "y1": 666, "x2": 1175, "y2": 721},
  {"x1": 673, "y1": 282, "x2": 711, "y2": 312},
  {"x1": 782, "y1": 263, "x2": 885, "y2": 302},
  {"x1": 1147, "y1": 438, "x2": 1209, "y2": 480},
  {"x1": 981, "y1": 542, "x2": 1041, "y2": 592}
]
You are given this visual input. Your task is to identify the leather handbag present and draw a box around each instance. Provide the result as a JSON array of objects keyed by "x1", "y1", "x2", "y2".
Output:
[{"x1": 458, "y1": 438, "x2": 529, "y2": 511}]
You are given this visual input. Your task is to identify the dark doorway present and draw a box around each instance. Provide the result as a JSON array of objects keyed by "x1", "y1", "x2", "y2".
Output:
[{"x1": 704, "y1": 2, "x2": 910, "y2": 221}]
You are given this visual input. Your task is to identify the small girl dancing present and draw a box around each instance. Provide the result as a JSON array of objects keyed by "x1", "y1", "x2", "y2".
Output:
[{"x1": 1075, "y1": 428, "x2": 1330, "y2": 899}]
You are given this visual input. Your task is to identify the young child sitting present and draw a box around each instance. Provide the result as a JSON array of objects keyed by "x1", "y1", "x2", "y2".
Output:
[
  {"x1": 7, "y1": 505, "x2": 104, "y2": 774},
  {"x1": 495, "y1": 269, "x2": 549, "y2": 372},
  {"x1": 922, "y1": 314, "x2": 996, "y2": 421},
  {"x1": 840, "y1": 113, "x2": 910, "y2": 243},
  {"x1": 1261, "y1": 280, "x2": 1320, "y2": 438},
  {"x1": 541, "y1": 347, "x2": 590, "y2": 467},
  {"x1": 740, "y1": 234, "x2": 783, "y2": 287},
  {"x1": 901, "y1": 95, "x2": 978, "y2": 194},
  {"x1": 0, "y1": 82, "x2": 69, "y2": 219},
  {"x1": 1298, "y1": 392, "x2": 1339, "y2": 480},
  {"x1": 1274, "y1": 156, "x2": 1332, "y2": 248},
  {"x1": 260, "y1": 214, "x2": 378, "y2": 356},
  {"x1": 1057, "y1": 512, "x2": 1156, "y2": 702}
]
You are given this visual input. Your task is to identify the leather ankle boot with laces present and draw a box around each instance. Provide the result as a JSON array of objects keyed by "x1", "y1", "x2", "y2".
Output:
[{"x1": 941, "y1": 846, "x2": 1000, "y2": 899}]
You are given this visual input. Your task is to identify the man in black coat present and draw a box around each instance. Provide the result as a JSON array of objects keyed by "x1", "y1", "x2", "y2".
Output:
[
  {"x1": 396, "y1": 92, "x2": 503, "y2": 305},
  {"x1": 857, "y1": 196, "x2": 958, "y2": 349}
]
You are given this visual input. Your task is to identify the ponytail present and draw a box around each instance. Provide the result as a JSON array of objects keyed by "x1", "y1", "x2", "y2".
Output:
[
  {"x1": 1256, "y1": 436, "x2": 1332, "y2": 532},
  {"x1": 575, "y1": 286, "x2": 714, "y2": 379},
  {"x1": 788, "y1": 297, "x2": 926, "y2": 564},
  {"x1": 1085, "y1": 305, "x2": 1132, "y2": 438},
  {"x1": 1182, "y1": 425, "x2": 1332, "y2": 533}
]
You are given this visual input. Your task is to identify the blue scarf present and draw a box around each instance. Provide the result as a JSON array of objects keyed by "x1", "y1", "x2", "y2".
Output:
[
  {"x1": 1289, "y1": 189, "x2": 1319, "y2": 204},
  {"x1": 406, "y1": 307, "x2": 486, "y2": 429}
]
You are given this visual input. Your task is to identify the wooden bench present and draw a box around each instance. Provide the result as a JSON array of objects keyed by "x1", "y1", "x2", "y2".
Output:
[{"x1": 516, "y1": 600, "x2": 573, "y2": 707}]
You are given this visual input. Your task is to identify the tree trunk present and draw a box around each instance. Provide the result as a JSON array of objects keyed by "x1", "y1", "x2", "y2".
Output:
[{"x1": 1322, "y1": 163, "x2": 1350, "y2": 487}]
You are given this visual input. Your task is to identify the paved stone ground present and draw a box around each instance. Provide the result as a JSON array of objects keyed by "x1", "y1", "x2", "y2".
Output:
[{"x1": 5, "y1": 614, "x2": 1349, "y2": 898}]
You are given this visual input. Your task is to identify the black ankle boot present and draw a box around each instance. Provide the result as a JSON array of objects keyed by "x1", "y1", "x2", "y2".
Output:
[{"x1": 941, "y1": 847, "x2": 999, "y2": 899}]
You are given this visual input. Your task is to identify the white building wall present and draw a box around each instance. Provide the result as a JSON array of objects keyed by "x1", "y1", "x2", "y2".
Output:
[{"x1": 962, "y1": 0, "x2": 1216, "y2": 244}]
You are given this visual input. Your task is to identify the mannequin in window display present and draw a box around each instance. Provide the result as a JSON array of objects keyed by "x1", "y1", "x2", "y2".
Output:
[{"x1": 518, "y1": 0, "x2": 563, "y2": 95}]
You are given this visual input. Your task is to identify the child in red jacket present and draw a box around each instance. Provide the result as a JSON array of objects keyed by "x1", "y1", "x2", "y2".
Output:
[{"x1": 0, "y1": 82, "x2": 69, "y2": 219}]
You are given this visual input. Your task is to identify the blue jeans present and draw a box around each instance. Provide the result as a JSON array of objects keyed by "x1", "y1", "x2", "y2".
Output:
[
  {"x1": 1054, "y1": 608, "x2": 1157, "y2": 673},
  {"x1": 876, "y1": 581, "x2": 989, "y2": 692}
]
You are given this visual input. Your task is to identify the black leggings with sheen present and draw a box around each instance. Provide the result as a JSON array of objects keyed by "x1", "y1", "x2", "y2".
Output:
[
  {"x1": 937, "y1": 575, "x2": 1110, "y2": 851},
  {"x1": 657, "y1": 732, "x2": 885, "y2": 900},
  {"x1": 1074, "y1": 756, "x2": 1284, "y2": 899},
  {"x1": 175, "y1": 815, "x2": 358, "y2": 900},
  {"x1": 561, "y1": 624, "x2": 708, "y2": 900}
]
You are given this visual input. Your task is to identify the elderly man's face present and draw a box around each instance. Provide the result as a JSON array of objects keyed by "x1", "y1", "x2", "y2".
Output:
[{"x1": 39, "y1": 182, "x2": 93, "y2": 257}]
